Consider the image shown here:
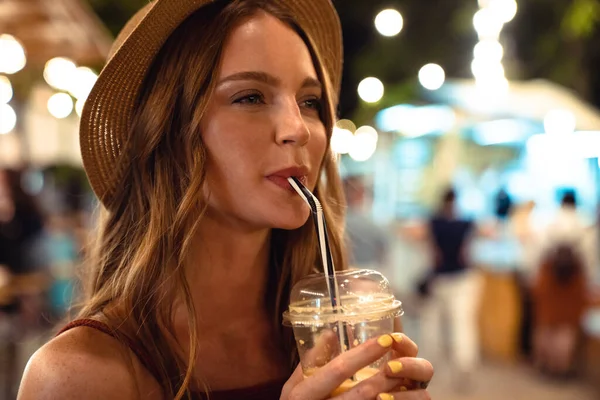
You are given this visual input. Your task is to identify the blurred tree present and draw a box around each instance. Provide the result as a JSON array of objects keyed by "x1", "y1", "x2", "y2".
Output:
[
  {"x1": 338, "y1": 0, "x2": 600, "y2": 122},
  {"x1": 87, "y1": 0, "x2": 148, "y2": 37},
  {"x1": 85, "y1": 0, "x2": 600, "y2": 121},
  {"x1": 510, "y1": 0, "x2": 600, "y2": 103}
]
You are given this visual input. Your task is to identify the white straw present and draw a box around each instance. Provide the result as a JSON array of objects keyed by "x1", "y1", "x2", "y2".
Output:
[
  {"x1": 288, "y1": 177, "x2": 347, "y2": 355},
  {"x1": 289, "y1": 179, "x2": 335, "y2": 299}
]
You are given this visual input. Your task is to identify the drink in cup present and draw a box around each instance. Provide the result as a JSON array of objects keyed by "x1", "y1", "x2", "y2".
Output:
[{"x1": 283, "y1": 268, "x2": 403, "y2": 395}]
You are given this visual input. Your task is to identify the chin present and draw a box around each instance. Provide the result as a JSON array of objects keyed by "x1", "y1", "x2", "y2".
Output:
[{"x1": 268, "y1": 208, "x2": 311, "y2": 230}]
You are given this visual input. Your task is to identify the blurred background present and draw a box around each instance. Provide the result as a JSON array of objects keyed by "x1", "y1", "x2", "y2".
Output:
[{"x1": 1, "y1": 0, "x2": 600, "y2": 399}]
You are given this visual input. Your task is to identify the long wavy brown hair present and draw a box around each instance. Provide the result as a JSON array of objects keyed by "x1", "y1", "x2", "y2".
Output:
[{"x1": 74, "y1": 0, "x2": 346, "y2": 399}]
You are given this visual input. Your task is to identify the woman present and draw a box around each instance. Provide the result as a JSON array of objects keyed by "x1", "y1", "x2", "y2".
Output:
[
  {"x1": 419, "y1": 188, "x2": 480, "y2": 390},
  {"x1": 0, "y1": 168, "x2": 45, "y2": 278},
  {"x1": 0, "y1": 168, "x2": 46, "y2": 399},
  {"x1": 532, "y1": 244, "x2": 587, "y2": 377},
  {"x1": 532, "y1": 193, "x2": 590, "y2": 377},
  {"x1": 18, "y1": 1, "x2": 433, "y2": 399}
]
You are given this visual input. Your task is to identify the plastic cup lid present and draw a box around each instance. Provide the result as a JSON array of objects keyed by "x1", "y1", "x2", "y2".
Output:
[{"x1": 282, "y1": 269, "x2": 403, "y2": 326}]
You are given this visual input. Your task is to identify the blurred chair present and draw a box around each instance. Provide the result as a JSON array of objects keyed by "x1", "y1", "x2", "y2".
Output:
[{"x1": 477, "y1": 268, "x2": 522, "y2": 363}]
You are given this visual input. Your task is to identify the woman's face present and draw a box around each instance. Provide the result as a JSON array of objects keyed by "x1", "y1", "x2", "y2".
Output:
[{"x1": 200, "y1": 12, "x2": 328, "y2": 231}]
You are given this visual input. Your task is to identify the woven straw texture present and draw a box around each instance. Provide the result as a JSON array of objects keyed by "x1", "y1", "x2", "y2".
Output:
[{"x1": 80, "y1": 0, "x2": 343, "y2": 207}]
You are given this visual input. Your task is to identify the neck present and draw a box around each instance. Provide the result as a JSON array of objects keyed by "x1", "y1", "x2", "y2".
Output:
[
  {"x1": 184, "y1": 214, "x2": 272, "y2": 332},
  {"x1": 441, "y1": 205, "x2": 454, "y2": 218}
]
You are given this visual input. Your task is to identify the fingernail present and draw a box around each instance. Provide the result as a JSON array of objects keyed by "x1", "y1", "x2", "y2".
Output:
[
  {"x1": 391, "y1": 333, "x2": 403, "y2": 343},
  {"x1": 400, "y1": 386, "x2": 408, "y2": 392},
  {"x1": 387, "y1": 360, "x2": 403, "y2": 373},
  {"x1": 377, "y1": 334, "x2": 393, "y2": 348},
  {"x1": 378, "y1": 394, "x2": 394, "y2": 400}
]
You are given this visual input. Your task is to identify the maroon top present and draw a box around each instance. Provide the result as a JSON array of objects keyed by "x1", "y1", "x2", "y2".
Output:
[{"x1": 57, "y1": 319, "x2": 287, "y2": 399}]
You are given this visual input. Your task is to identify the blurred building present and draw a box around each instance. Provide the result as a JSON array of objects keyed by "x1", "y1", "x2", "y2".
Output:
[{"x1": 0, "y1": 0, "x2": 112, "y2": 168}]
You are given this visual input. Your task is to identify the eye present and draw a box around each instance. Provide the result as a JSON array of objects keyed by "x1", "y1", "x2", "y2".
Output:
[
  {"x1": 233, "y1": 92, "x2": 265, "y2": 105},
  {"x1": 300, "y1": 97, "x2": 323, "y2": 111}
]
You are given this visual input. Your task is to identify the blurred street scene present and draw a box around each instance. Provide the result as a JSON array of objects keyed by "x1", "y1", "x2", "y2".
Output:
[{"x1": 2, "y1": 0, "x2": 600, "y2": 399}]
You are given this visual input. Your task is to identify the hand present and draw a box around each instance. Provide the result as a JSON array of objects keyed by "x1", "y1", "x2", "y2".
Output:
[{"x1": 280, "y1": 332, "x2": 433, "y2": 400}]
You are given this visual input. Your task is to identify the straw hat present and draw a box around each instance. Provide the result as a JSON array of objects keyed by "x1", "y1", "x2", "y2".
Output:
[{"x1": 80, "y1": 0, "x2": 343, "y2": 207}]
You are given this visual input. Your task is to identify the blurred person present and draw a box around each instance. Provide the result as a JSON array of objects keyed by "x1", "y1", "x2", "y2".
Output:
[
  {"x1": 510, "y1": 200, "x2": 539, "y2": 359},
  {"x1": 419, "y1": 187, "x2": 481, "y2": 389},
  {"x1": 537, "y1": 191, "x2": 599, "y2": 284},
  {"x1": 531, "y1": 191, "x2": 596, "y2": 377},
  {"x1": 344, "y1": 176, "x2": 391, "y2": 270},
  {"x1": 0, "y1": 168, "x2": 47, "y2": 399},
  {"x1": 40, "y1": 213, "x2": 79, "y2": 319},
  {"x1": 494, "y1": 187, "x2": 513, "y2": 222},
  {"x1": 0, "y1": 168, "x2": 45, "y2": 277},
  {"x1": 18, "y1": 1, "x2": 433, "y2": 399},
  {"x1": 0, "y1": 168, "x2": 48, "y2": 325},
  {"x1": 532, "y1": 243, "x2": 587, "y2": 378},
  {"x1": 512, "y1": 201, "x2": 536, "y2": 244}
]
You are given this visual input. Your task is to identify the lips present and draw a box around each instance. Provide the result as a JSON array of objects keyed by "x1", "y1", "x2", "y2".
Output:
[{"x1": 266, "y1": 166, "x2": 309, "y2": 192}]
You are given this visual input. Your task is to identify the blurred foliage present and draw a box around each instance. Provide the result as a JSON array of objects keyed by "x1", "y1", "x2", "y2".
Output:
[
  {"x1": 562, "y1": 0, "x2": 600, "y2": 39},
  {"x1": 84, "y1": 0, "x2": 600, "y2": 123},
  {"x1": 45, "y1": 165, "x2": 90, "y2": 190},
  {"x1": 342, "y1": 0, "x2": 600, "y2": 123},
  {"x1": 87, "y1": 0, "x2": 148, "y2": 36}
]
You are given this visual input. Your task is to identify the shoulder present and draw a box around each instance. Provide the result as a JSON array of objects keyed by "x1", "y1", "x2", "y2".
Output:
[{"x1": 18, "y1": 325, "x2": 162, "y2": 400}]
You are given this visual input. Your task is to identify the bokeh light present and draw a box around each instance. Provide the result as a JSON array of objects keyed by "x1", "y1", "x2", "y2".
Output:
[
  {"x1": 68, "y1": 67, "x2": 98, "y2": 100},
  {"x1": 544, "y1": 109, "x2": 576, "y2": 135},
  {"x1": 357, "y1": 77, "x2": 384, "y2": 103},
  {"x1": 75, "y1": 97, "x2": 86, "y2": 117},
  {"x1": 44, "y1": 57, "x2": 77, "y2": 92},
  {"x1": 330, "y1": 127, "x2": 354, "y2": 154},
  {"x1": 47, "y1": 93, "x2": 74, "y2": 119},
  {"x1": 0, "y1": 103, "x2": 17, "y2": 134},
  {"x1": 335, "y1": 119, "x2": 357, "y2": 133},
  {"x1": 418, "y1": 64, "x2": 445, "y2": 90},
  {"x1": 473, "y1": 8, "x2": 504, "y2": 39},
  {"x1": 374, "y1": 9, "x2": 404, "y2": 37},
  {"x1": 0, "y1": 75, "x2": 13, "y2": 104},
  {"x1": 471, "y1": 58, "x2": 505, "y2": 82},
  {"x1": 0, "y1": 34, "x2": 26, "y2": 74},
  {"x1": 349, "y1": 126, "x2": 378, "y2": 162},
  {"x1": 489, "y1": 0, "x2": 518, "y2": 23},
  {"x1": 473, "y1": 40, "x2": 504, "y2": 62}
]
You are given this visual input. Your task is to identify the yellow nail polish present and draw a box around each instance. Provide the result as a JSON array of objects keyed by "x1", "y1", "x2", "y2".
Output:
[
  {"x1": 387, "y1": 360, "x2": 403, "y2": 373},
  {"x1": 400, "y1": 386, "x2": 408, "y2": 392},
  {"x1": 377, "y1": 334, "x2": 393, "y2": 348},
  {"x1": 391, "y1": 333, "x2": 403, "y2": 343},
  {"x1": 378, "y1": 394, "x2": 394, "y2": 400}
]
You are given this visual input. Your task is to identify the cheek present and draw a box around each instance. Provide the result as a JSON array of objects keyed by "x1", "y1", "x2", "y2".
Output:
[
  {"x1": 307, "y1": 125, "x2": 329, "y2": 189},
  {"x1": 203, "y1": 116, "x2": 260, "y2": 170},
  {"x1": 310, "y1": 125, "x2": 329, "y2": 164}
]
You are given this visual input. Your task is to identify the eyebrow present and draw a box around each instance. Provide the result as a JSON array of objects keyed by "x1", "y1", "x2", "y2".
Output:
[{"x1": 217, "y1": 71, "x2": 322, "y2": 90}]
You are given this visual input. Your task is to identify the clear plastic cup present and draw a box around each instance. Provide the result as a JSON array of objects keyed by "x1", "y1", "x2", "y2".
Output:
[{"x1": 283, "y1": 269, "x2": 403, "y2": 395}]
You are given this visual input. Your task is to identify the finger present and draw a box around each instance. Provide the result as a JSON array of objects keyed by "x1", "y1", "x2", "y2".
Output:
[
  {"x1": 281, "y1": 364, "x2": 304, "y2": 399},
  {"x1": 390, "y1": 379, "x2": 430, "y2": 392},
  {"x1": 384, "y1": 357, "x2": 434, "y2": 383},
  {"x1": 397, "y1": 378, "x2": 431, "y2": 391},
  {"x1": 295, "y1": 334, "x2": 396, "y2": 400},
  {"x1": 393, "y1": 315, "x2": 404, "y2": 333},
  {"x1": 333, "y1": 370, "x2": 402, "y2": 400},
  {"x1": 301, "y1": 329, "x2": 340, "y2": 371},
  {"x1": 377, "y1": 389, "x2": 431, "y2": 400},
  {"x1": 389, "y1": 333, "x2": 419, "y2": 358}
]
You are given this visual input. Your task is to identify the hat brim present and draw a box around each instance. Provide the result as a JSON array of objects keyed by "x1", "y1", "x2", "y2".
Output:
[{"x1": 80, "y1": 0, "x2": 342, "y2": 206}]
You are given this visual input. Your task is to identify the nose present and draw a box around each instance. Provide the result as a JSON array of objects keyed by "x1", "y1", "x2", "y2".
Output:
[{"x1": 275, "y1": 102, "x2": 311, "y2": 146}]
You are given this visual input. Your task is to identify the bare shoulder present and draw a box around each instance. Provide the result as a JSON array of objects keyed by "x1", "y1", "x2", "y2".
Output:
[{"x1": 18, "y1": 326, "x2": 163, "y2": 400}]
